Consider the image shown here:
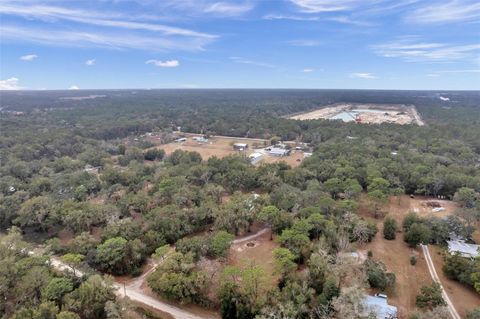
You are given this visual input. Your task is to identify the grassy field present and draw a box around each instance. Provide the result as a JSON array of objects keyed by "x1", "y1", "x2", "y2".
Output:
[{"x1": 357, "y1": 195, "x2": 479, "y2": 318}]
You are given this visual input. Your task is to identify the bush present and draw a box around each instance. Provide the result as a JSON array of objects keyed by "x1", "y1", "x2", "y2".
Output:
[
  {"x1": 364, "y1": 259, "x2": 396, "y2": 291},
  {"x1": 410, "y1": 255, "x2": 417, "y2": 266},
  {"x1": 416, "y1": 282, "x2": 446, "y2": 309},
  {"x1": 144, "y1": 148, "x2": 165, "y2": 161},
  {"x1": 442, "y1": 253, "x2": 475, "y2": 287},
  {"x1": 209, "y1": 231, "x2": 235, "y2": 258},
  {"x1": 467, "y1": 308, "x2": 480, "y2": 319},
  {"x1": 404, "y1": 223, "x2": 431, "y2": 247},
  {"x1": 383, "y1": 216, "x2": 397, "y2": 240}
]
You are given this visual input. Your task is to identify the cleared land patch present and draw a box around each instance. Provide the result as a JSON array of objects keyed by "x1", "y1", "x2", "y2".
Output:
[
  {"x1": 288, "y1": 103, "x2": 424, "y2": 125},
  {"x1": 145, "y1": 133, "x2": 307, "y2": 167},
  {"x1": 357, "y1": 195, "x2": 479, "y2": 318}
]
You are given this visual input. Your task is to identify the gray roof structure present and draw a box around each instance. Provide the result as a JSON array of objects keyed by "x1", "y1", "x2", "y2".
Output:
[
  {"x1": 363, "y1": 295, "x2": 398, "y2": 319},
  {"x1": 447, "y1": 240, "x2": 479, "y2": 258}
]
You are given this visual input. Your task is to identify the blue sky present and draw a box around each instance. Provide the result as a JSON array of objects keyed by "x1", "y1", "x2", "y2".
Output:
[{"x1": 1, "y1": 0, "x2": 479, "y2": 90}]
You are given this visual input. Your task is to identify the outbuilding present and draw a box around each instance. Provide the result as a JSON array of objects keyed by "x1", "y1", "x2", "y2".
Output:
[
  {"x1": 192, "y1": 136, "x2": 209, "y2": 143},
  {"x1": 268, "y1": 148, "x2": 290, "y2": 157},
  {"x1": 248, "y1": 152, "x2": 263, "y2": 164},
  {"x1": 233, "y1": 143, "x2": 248, "y2": 151}
]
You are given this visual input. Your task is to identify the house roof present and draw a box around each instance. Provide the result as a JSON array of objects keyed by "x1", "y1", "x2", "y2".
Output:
[
  {"x1": 249, "y1": 152, "x2": 263, "y2": 159},
  {"x1": 447, "y1": 240, "x2": 479, "y2": 258},
  {"x1": 363, "y1": 296, "x2": 397, "y2": 319},
  {"x1": 268, "y1": 148, "x2": 289, "y2": 155}
]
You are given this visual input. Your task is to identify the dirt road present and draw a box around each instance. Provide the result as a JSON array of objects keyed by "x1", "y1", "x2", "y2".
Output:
[
  {"x1": 421, "y1": 245, "x2": 461, "y2": 319},
  {"x1": 50, "y1": 256, "x2": 217, "y2": 319},
  {"x1": 49, "y1": 228, "x2": 270, "y2": 319},
  {"x1": 232, "y1": 227, "x2": 269, "y2": 244}
]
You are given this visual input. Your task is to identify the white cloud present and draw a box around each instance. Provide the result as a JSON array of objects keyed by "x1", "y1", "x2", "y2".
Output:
[
  {"x1": 229, "y1": 57, "x2": 275, "y2": 68},
  {"x1": 0, "y1": 2, "x2": 217, "y2": 52},
  {"x1": 288, "y1": 39, "x2": 321, "y2": 47},
  {"x1": 157, "y1": 0, "x2": 254, "y2": 17},
  {"x1": 349, "y1": 72, "x2": 377, "y2": 79},
  {"x1": 373, "y1": 37, "x2": 480, "y2": 62},
  {"x1": 20, "y1": 54, "x2": 38, "y2": 61},
  {"x1": 262, "y1": 14, "x2": 320, "y2": 21},
  {"x1": 327, "y1": 16, "x2": 374, "y2": 26},
  {"x1": 68, "y1": 85, "x2": 80, "y2": 90},
  {"x1": 289, "y1": 0, "x2": 363, "y2": 13},
  {"x1": 85, "y1": 59, "x2": 95, "y2": 66},
  {"x1": 2, "y1": 25, "x2": 213, "y2": 52},
  {"x1": 0, "y1": 77, "x2": 21, "y2": 90},
  {"x1": 146, "y1": 59, "x2": 180, "y2": 68},
  {"x1": 302, "y1": 68, "x2": 314, "y2": 72},
  {"x1": 427, "y1": 69, "x2": 480, "y2": 77},
  {"x1": 0, "y1": 3, "x2": 215, "y2": 39},
  {"x1": 408, "y1": 1, "x2": 480, "y2": 24},
  {"x1": 203, "y1": 2, "x2": 254, "y2": 16}
]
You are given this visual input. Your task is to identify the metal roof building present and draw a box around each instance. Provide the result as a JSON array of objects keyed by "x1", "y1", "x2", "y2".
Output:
[
  {"x1": 447, "y1": 240, "x2": 479, "y2": 258},
  {"x1": 267, "y1": 148, "x2": 290, "y2": 157},
  {"x1": 248, "y1": 152, "x2": 263, "y2": 164},
  {"x1": 363, "y1": 295, "x2": 398, "y2": 319}
]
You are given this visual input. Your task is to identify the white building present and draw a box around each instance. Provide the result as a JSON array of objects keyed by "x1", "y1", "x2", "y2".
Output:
[
  {"x1": 192, "y1": 136, "x2": 208, "y2": 143},
  {"x1": 268, "y1": 148, "x2": 290, "y2": 157},
  {"x1": 233, "y1": 143, "x2": 248, "y2": 151},
  {"x1": 248, "y1": 152, "x2": 263, "y2": 164},
  {"x1": 447, "y1": 240, "x2": 479, "y2": 258}
]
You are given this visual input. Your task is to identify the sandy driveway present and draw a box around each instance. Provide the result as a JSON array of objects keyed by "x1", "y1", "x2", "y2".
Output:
[{"x1": 421, "y1": 245, "x2": 461, "y2": 319}]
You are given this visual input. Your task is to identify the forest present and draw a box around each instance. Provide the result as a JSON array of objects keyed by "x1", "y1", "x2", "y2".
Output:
[{"x1": 0, "y1": 89, "x2": 479, "y2": 319}]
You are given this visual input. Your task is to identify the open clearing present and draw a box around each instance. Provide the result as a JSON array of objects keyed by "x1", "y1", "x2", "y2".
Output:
[
  {"x1": 429, "y1": 245, "x2": 480, "y2": 317},
  {"x1": 358, "y1": 195, "x2": 479, "y2": 318},
  {"x1": 228, "y1": 227, "x2": 279, "y2": 287},
  {"x1": 358, "y1": 195, "x2": 432, "y2": 318},
  {"x1": 288, "y1": 103, "x2": 424, "y2": 125},
  {"x1": 146, "y1": 133, "x2": 306, "y2": 167}
]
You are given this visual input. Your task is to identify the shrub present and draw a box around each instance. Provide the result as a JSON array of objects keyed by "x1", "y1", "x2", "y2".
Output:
[
  {"x1": 383, "y1": 216, "x2": 398, "y2": 240},
  {"x1": 416, "y1": 282, "x2": 446, "y2": 309},
  {"x1": 404, "y1": 223, "x2": 431, "y2": 247},
  {"x1": 364, "y1": 259, "x2": 396, "y2": 291},
  {"x1": 410, "y1": 255, "x2": 417, "y2": 266}
]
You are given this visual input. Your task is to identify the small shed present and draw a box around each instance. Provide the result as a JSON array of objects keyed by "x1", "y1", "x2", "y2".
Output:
[
  {"x1": 447, "y1": 240, "x2": 479, "y2": 258},
  {"x1": 192, "y1": 136, "x2": 208, "y2": 143},
  {"x1": 248, "y1": 152, "x2": 263, "y2": 164},
  {"x1": 363, "y1": 295, "x2": 398, "y2": 319},
  {"x1": 233, "y1": 143, "x2": 248, "y2": 151}
]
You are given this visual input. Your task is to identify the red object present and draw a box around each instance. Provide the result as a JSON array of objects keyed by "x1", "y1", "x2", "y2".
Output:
[{"x1": 355, "y1": 114, "x2": 362, "y2": 123}]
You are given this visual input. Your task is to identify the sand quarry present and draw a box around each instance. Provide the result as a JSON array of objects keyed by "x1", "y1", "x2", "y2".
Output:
[{"x1": 288, "y1": 103, "x2": 424, "y2": 126}]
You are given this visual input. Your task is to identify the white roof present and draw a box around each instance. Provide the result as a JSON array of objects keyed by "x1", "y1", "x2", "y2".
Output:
[
  {"x1": 249, "y1": 152, "x2": 263, "y2": 159},
  {"x1": 447, "y1": 240, "x2": 479, "y2": 258},
  {"x1": 268, "y1": 148, "x2": 288, "y2": 155},
  {"x1": 363, "y1": 296, "x2": 397, "y2": 319},
  {"x1": 234, "y1": 143, "x2": 248, "y2": 147}
]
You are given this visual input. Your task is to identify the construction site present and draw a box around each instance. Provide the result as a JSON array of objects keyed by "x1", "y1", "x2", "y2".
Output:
[{"x1": 288, "y1": 103, "x2": 425, "y2": 125}]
